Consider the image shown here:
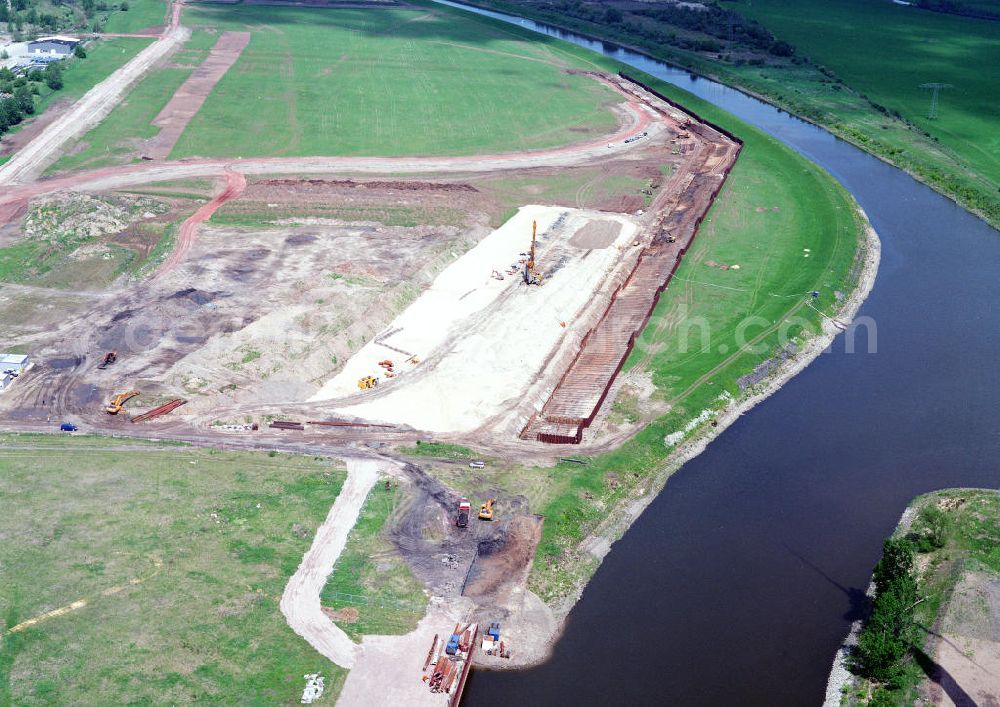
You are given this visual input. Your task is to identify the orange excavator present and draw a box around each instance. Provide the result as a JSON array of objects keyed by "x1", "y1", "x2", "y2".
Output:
[{"x1": 105, "y1": 390, "x2": 139, "y2": 415}]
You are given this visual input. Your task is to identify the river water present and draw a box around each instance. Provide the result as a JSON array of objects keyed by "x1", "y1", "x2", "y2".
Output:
[{"x1": 433, "y1": 2, "x2": 1000, "y2": 704}]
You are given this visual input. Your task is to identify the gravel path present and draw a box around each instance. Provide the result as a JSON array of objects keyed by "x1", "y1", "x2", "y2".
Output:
[{"x1": 279, "y1": 457, "x2": 382, "y2": 669}]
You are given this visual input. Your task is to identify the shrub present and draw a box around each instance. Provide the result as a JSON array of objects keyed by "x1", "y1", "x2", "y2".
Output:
[{"x1": 913, "y1": 503, "x2": 949, "y2": 551}]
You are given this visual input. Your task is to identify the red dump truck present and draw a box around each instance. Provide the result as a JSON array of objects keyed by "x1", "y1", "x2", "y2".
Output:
[{"x1": 456, "y1": 499, "x2": 471, "y2": 528}]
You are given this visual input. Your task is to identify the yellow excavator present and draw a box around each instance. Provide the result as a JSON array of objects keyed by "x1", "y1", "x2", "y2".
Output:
[
  {"x1": 105, "y1": 390, "x2": 139, "y2": 415},
  {"x1": 357, "y1": 376, "x2": 379, "y2": 390},
  {"x1": 478, "y1": 498, "x2": 496, "y2": 521}
]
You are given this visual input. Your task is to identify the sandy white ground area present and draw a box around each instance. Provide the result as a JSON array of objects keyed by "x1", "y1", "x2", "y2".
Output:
[
  {"x1": 309, "y1": 205, "x2": 637, "y2": 433},
  {"x1": 337, "y1": 598, "x2": 472, "y2": 707}
]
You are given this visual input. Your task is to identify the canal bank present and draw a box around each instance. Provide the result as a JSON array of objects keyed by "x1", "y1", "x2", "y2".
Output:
[{"x1": 435, "y1": 2, "x2": 1000, "y2": 705}]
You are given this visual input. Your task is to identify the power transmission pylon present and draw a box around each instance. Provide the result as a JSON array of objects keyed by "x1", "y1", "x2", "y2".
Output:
[{"x1": 920, "y1": 82, "x2": 952, "y2": 120}]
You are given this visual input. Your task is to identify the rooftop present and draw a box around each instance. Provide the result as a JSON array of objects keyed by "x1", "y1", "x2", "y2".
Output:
[{"x1": 32, "y1": 35, "x2": 80, "y2": 44}]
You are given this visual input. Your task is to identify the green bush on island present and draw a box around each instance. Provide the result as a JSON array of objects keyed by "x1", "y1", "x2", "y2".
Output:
[{"x1": 852, "y1": 538, "x2": 918, "y2": 685}]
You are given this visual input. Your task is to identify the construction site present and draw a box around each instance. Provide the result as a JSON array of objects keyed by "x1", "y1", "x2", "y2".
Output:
[
  {"x1": 0, "y1": 60, "x2": 745, "y2": 705},
  {"x1": 0, "y1": 72, "x2": 740, "y2": 450}
]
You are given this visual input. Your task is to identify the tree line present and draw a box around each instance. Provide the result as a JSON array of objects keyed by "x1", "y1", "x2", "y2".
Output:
[
  {"x1": 851, "y1": 503, "x2": 950, "y2": 688},
  {"x1": 0, "y1": 0, "x2": 131, "y2": 37},
  {"x1": 0, "y1": 61, "x2": 67, "y2": 138}
]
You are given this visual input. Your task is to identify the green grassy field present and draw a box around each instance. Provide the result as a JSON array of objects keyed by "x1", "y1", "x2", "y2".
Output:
[
  {"x1": 320, "y1": 483, "x2": 427, "y2": 641},
  {"x1": 168, "y1": 2, "x2": 619, "y2": 158},
  {"x1": 50, "y1": 32, "x2": 218, "y2": 173},
  {"x1": 466, "y1": 0, "x2": 1000, "y2": 229},
  {"x1": 0, "y1": 435, "x2": 347, "y2": 705},
  {"x1": 732, "y1": 0, "x2": 1000, "y2": 211},
  {"x1": 102, "y1": 0, "x2": 169, "y2": 33}
]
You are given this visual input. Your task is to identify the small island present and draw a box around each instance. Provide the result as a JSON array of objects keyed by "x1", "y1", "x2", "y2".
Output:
[{"x1": 827, "y1": 489, "x2": 1000, "y2": 706}]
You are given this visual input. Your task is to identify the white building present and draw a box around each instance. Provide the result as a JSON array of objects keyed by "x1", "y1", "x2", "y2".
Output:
[
  {"x1": 27, "y1": 36, "x2": 80, "y2": 58},
  {"x1": 0, "y1": 353, "x2": 30, "y2": 373}
]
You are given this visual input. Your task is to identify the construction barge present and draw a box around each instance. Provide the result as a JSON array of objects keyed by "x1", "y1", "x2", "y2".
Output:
[{"x1": 421, "y1": 623, "x2": 478, "y2": 706}]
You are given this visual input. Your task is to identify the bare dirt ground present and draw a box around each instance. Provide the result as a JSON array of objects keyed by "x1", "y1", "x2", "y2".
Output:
[
  {"x1": 922, "y1": 570, "x2": 1000, "y2": 707},
  {"x1": 145, "y1": 31, "x2": 251, "y2": 160},
  {"x1": 338, "y1": 597, "x2": 472, "y2": 707},
  {"x1": 0, "y1": 191, "x2": 474, "y2": 426},
  {"x1": 310, "y1": 205, "x2": 639, "y2": 435}
]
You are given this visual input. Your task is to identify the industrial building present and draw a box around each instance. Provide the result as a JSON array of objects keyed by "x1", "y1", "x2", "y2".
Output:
[{"x1": 27, "y1": 36, "x2": 79, "y2": 58}]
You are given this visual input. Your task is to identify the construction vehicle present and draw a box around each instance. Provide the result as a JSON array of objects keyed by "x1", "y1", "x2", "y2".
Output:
[
  {"x1": 357, "y1": 376, "x2": 379, "y2": 390},
  {"x1": 105, "y1": 390, "x2": 139, "y2": 415},
  {"x1": 523, "y1": 221, "x2": 543, "y2": 286},
  {"x1": 478, "y1": 498, "x2": 496, "y2": 521},
  {"x1": 456, "y1": 499, "x2": 471, "y2": 528},
  {"x1": 97, "y1": 351, "x2": 117, "y2": 369}
]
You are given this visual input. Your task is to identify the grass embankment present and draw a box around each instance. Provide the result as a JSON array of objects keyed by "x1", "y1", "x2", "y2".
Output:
[
  {"x1": 50, "y1": 31, "x2": 218, "y2": 173},
  {"x1": 209, "y1": 200, "x2": 468, "y2": 229},
  {"x1": 0, "y1": 434, "x2": 347, "y2": 705},
  {"x1": 168, "y1": 2, "x2": 619, "y2": 158},
  {"x1": 422, "y1": 60, "x2": 865, "y2": 603},
  {"x1": 465, "y1": 0, "x2": 1000, "y2": 229},
  {"x1": 842, "y1": 489, "x2": 1000, "y2": 706},
  {"x1": 320, "y1": 483, "x2": 428, "y2": 641}
]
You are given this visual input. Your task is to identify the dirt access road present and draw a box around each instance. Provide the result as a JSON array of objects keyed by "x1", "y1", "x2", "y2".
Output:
[
  {"x1": 0, "y1": 0, "x2": 188, "y2": 186},
  {"x1": 279, "y1": 456, "x2": 385, "y2": 670},
  {"x1": 155, "y1": 166, "x2": 246, "y2": 276},
  {"x1": 0, "y1": 93, "x2": 657, "y2": 222}
]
